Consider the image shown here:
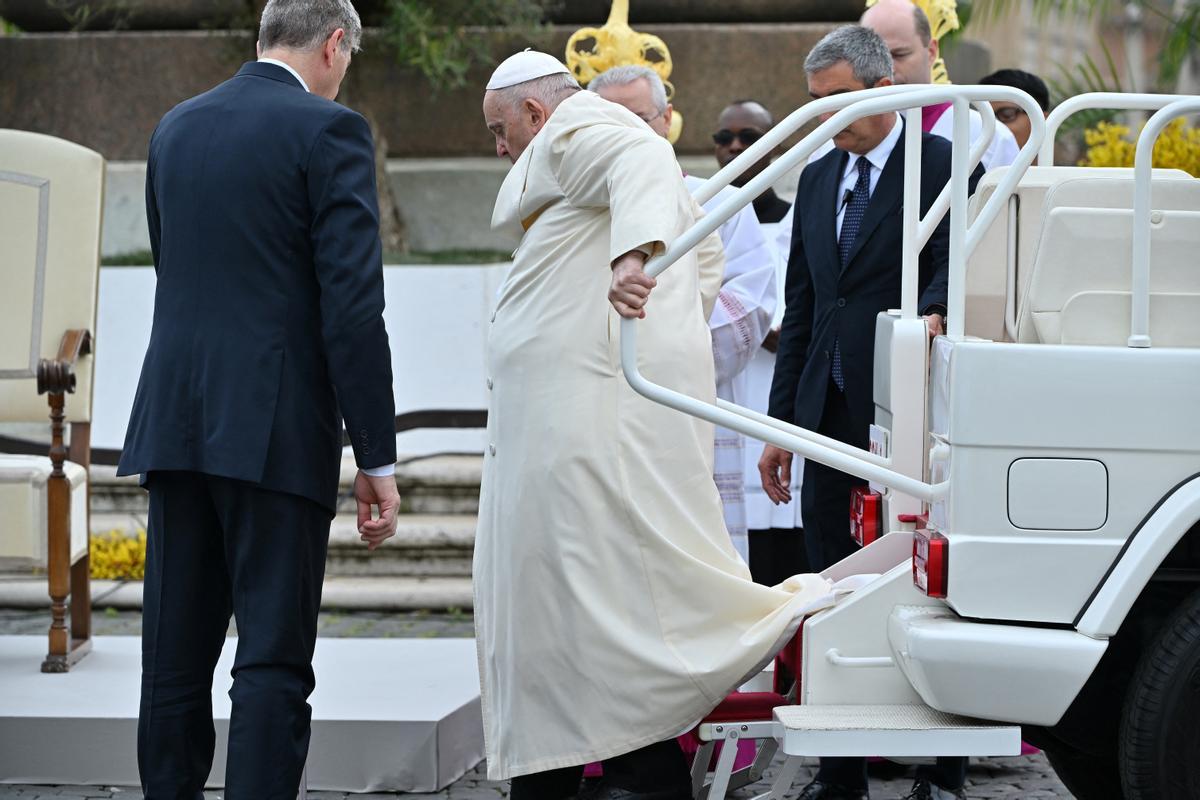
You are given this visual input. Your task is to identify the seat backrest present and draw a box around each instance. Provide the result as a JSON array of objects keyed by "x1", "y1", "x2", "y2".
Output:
[
  {"x1": 1016, "y1": 175, "x2": 1200, "y2": 346},
  {"x1": 0, "y1": 129, "x2": 105, "y2": 423},
  {"x1": 964, "y1": 166, "x2": 1192, "y2": 342}
]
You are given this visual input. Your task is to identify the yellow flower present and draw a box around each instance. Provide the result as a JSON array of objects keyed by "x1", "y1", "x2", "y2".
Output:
[
  {"x1": 90, "y1": 530, "x2": 147, "y2": 580},
  {"x1": 1080, "y1": 118, "x2": 1200, "y2": 176}
]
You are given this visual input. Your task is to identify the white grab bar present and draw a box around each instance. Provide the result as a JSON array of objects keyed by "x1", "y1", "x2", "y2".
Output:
[
  {"x1": 1039, "y1": 92, "x2": 1197, "y2": 166},
  {"x1": 623, "y1": 85, "x2": 1043, "y2": 497},
  {"x1": 1129, "y1": 98, "x2": 1200, "y2": 348}
]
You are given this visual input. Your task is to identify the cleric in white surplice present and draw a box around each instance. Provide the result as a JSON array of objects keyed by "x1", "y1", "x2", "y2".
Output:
[{"x1": 473, "y1": 50, "x2": 832, "y2": 794}]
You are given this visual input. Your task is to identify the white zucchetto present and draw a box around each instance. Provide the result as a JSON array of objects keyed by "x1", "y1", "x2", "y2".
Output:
[{"x1": 486, "y1": 49, "x2": 571, "y2": 91}]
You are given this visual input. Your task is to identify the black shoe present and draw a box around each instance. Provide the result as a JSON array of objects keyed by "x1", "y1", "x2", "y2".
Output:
[
  {"x1": 796, "y1": 779, "x2": 870, "y2": 800},
  {"x1": 575, "y1": 781, "x2": 691, "y2": 800},
  {"x1": 900, "y1": 778, "x2": 966, "y2": 800}
]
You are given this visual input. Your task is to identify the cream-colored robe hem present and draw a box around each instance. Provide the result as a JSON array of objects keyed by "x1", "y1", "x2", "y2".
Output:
[{"x1": 475, "y1": 91, "x2": 832, "y2": 781}]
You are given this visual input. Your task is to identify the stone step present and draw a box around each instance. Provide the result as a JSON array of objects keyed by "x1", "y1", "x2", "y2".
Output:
[
  {"x1": 88, "y1": 454, "x2": 483, "y2": 516},
  {"x1": 0, "y1": 575, "x2": 474, "y2": 611},
  {"x1": 91, "y1": 511, "x2": 477, "y2": 578}
]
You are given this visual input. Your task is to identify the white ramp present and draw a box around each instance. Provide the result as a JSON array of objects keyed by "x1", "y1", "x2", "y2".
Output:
[{"x1": 0, "y1": 636, "x2": 483, "y2": 791}]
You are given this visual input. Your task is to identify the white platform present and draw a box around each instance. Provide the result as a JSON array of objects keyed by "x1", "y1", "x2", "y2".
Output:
[
  {"x1": 0, "y1": 636, "x2": 483, "y2": 791},
  {"x1": 774, "y1": 704, "x2": 1021, "y2": 757}
]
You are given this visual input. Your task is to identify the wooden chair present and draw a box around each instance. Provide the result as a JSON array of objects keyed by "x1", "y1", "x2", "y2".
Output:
[{"x1": 0, "y1": 128, "x2": 104, "y2": 672}]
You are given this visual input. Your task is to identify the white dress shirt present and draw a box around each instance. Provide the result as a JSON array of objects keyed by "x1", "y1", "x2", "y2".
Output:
[
  {"x1": 257, "y1": 57, "x2": 311, "y2": 93},
  {"x1": 259, "y1": 58, "x2": 396, "y2": 478},
  {"x1": 835, "y1": 112, "x2": 902, "y2": 238}
]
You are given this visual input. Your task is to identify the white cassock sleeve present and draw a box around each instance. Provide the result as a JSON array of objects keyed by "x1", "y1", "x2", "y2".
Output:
[
  {"x1": 697, "y1": 189, "x2": 777, "y2": 385},
  {"x1": 551, "y1": 125, "x2": 690, "y2": 262}
]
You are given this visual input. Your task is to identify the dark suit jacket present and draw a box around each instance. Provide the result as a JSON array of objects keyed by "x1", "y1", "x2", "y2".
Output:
[
  {"x1": 118, "y1": 61, "x2": 396, "y2": 511},
  {"x1": 768, "y1": 127, "x2": 980, "y2": 445}
]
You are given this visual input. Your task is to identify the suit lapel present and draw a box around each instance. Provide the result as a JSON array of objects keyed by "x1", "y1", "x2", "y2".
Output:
[
  {"x1": 819, "y1": 150, "x2": 847, "y2": 277},
  {"x1": 841, "y1": 123, "x2": 906, "y2": 274}
]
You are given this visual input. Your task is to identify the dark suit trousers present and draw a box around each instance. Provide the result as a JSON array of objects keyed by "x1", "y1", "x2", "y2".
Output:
[
  {"x1": 800, "y1": 380, "x2": 868, "y2": 574},
  {"x1": 509, "y1": 739, "x2": 691, "y2": 799},
  {"x1": 801, "y1": 387, "x2": 967, "y2": 791},
  {"x1": 138, "y1": 470, "x2": 332, "y2": 800}
]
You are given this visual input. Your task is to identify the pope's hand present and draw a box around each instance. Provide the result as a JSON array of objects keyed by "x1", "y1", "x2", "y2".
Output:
[
  {"x1": 355, "y1": 470, "x2": 401, "y2": 550},
  {"x1": 758, "y1": 444, "x2": 793, "y2": 505},
  {"x1": 609, "y1": 251, "x2": 657, "y2": 319}
]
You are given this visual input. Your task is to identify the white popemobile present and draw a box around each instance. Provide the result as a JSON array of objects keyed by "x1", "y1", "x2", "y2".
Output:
[{"x1": 623, "y1": 87, "x2": 1200, "y2": 799}]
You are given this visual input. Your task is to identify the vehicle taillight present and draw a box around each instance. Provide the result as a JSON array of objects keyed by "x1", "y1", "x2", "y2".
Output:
[
  {"x1": 913, "y1": 528, "x2": 949, "y2": 598},
  {"x1": 850, "y1": 486, "x2": 882, "y2": 546}
]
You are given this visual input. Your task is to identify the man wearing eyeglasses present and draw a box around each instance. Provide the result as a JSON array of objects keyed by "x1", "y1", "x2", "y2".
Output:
[
  {"x1": 591, "y1": 65, "x2": 778, "y2": 565},
  {"x1": 979, "y1": 69, "x2": 1051, "y2": 152},
  {"x1": 713, "y1": 101, "x2": 793, "y2": 225}
]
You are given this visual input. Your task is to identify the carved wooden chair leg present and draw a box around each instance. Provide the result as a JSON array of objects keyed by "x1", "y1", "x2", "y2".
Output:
[{"x1": 37, "y1": 330, "x2": 93, "y2": 673}]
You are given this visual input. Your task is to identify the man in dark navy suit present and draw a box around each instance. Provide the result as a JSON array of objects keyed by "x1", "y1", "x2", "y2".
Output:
[
  {"x1": 117, "y1": 1, "x2": 399, "y2": 796},
  {"x1": 758, "y1": 26, "x2": 980, "y2": 800}
]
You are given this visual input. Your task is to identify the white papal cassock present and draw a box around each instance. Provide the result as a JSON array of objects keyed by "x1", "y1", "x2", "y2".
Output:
[{"x1": 474, "y1": 90, "x2": 831, "y2": 779}]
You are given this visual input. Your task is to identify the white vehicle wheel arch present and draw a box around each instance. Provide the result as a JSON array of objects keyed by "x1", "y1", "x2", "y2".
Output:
[{"x1": 1076, "y1": 472, "x2": 1200, "y2": 638}]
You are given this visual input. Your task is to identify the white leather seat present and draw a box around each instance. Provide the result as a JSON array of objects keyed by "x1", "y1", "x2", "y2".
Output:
[
  {"x1": 1016, "y1": 174, "x2": 1200, "y2": 346},
  {"x1": 0, "y1": 128, "x2": 104, "y2": 568},
  {"x1": 964, "y1": 166, "x2": 1193, "y2": 342}
]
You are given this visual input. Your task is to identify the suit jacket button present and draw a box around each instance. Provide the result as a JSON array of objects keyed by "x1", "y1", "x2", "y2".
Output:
[{"x1": 837, "y1": 298, "x2": 847, "y2": 308}]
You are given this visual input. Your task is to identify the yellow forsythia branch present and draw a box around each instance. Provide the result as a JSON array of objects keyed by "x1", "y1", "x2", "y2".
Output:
[
  {"x1": 1080, "y1": 119, "x2": 1200, "y2": 177},
  {"x1": 89, "y1": 530, "x2": 147, "y2": 580}
]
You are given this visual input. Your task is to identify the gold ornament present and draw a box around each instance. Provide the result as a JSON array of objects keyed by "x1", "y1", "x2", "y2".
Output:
[
  {"x1": 866, "y1": 0, "x2": 960, "y2": 84},
  {"x1": 566, "y1": 0, "x2": 683, "y2": 143}
]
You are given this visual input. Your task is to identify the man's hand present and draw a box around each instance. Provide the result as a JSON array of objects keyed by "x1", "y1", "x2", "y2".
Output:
[
  {"x1": 758, "y1": 444, "x2": 794, "y2": 505},
  {"x1": 925, "y1": 313, "x2": 944, "y2": 339},
  {"x1": 354, "y1": 470, "x2": 401, "y2": 551},
  {"x1": 609, "y1": 251, "x2": 656, "y2": 319},
  {"x1": 761, "y1": 327, "x2": 781, "y2": 354}
]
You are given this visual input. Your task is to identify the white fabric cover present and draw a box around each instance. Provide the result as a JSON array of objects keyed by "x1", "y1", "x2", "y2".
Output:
[
  {"x1": 0, "y1": 455, "x2": 88, "y2": 565},
  {"x1": 0, "y1": 129, "x2": 104, "y2": 423}
]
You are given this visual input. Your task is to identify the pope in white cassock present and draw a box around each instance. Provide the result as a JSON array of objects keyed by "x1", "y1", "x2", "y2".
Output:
[
  {"x1": 475, "y1": 51, "x2": 833, "y2": 799},
  {"x1": 589, "y1": 65, "x2": 778, "y2": 563}
]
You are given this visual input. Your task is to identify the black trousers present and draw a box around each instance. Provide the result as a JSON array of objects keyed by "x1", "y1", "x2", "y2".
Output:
[
  {"x1": 138, "y1": 470, "x2": 332, "y2": 800},
  {"x1": 509, "y1": 739, "x2": 691, "y2": 800},
  {"x1": 799, "y1": 380, "x2": 868, "y2": 573},
  {"x1": 799, "y1": 385, "x2": 968, "y2": 791},
  {"x1": 748, "y1": 527, "x2": 809, "y2": 586}
]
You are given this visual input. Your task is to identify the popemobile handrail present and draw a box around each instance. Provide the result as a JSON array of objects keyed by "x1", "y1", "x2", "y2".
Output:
[
  {"x1": 621, "y1": 85, "x2": 1045, "y2": 501},
  {"x1": 1039, "y1": 92, "x2": 1198, "y2": 166},
  {"x1": 1129, "y1": 97, "x2": 1200, "y2": 348}
]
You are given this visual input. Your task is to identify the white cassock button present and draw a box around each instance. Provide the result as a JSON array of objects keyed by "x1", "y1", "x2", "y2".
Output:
[
  {"x1": 487, "y1": 378, "x2": 494, "y2": 390},
  {"x1": 489, "y1": 444, "x2": 496, "y2": 456}
]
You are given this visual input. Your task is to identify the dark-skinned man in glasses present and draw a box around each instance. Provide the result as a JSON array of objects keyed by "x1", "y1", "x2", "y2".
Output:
[{"x1": 713, "y1": 101, "x2": 792, "y2": 224}]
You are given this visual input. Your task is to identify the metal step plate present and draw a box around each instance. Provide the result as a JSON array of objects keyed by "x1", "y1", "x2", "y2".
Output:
[{"x1": 774, "y1": 704, "x2": 1021, "y2": 757}]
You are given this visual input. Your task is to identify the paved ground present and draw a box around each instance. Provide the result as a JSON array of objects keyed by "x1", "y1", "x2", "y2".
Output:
[{"x1": 0, "y1": 609, "x2": 1072, "y2": 799}]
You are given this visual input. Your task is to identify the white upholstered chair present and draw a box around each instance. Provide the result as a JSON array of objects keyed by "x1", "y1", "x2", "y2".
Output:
[{"x1": 0, "y1": 128, "x2": 104, "y2": 672}]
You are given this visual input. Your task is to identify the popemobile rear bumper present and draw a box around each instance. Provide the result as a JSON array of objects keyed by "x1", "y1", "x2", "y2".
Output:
[{"x1": 886, "y1": 604, "x2": 1108, "y2": 726}]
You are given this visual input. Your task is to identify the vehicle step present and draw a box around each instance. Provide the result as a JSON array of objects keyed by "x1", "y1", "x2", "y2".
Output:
[{"x1": 773, "y1": 704, "x2": 1021, "y2": 758}]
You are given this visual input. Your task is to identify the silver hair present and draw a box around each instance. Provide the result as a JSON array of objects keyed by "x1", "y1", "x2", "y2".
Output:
[
  {"x1": 588, "y1": 65, "x2": 668, "y2": 114},
  {"x1": 492, "y1": 72, "x2": 581, "y2": 109},
  {"x1": 803, "y1": 25, "x2": 894, "y2": 88},
  {"x1": 259, "y1": 0, "x2": 363, "y2": 54}
]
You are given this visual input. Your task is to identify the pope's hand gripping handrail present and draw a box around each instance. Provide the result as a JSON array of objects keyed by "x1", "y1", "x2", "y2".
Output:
[{"x1": 620, "y1": 85, "x2": 1044, "y2": 501}]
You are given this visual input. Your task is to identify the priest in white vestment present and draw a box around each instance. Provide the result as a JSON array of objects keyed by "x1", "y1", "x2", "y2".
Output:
[
  {"x1": 475, "y1": 51, "x2": 832, "y2": 799},
  {"x1": 590, "y1": 65, "x2": 778, "y2": 563}
]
